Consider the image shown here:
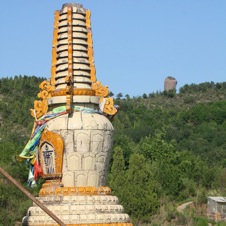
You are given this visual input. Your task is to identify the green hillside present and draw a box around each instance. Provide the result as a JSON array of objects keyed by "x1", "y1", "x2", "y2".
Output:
[{"x1": 0, "y1": 76, "x2": 226, "y2": 225}]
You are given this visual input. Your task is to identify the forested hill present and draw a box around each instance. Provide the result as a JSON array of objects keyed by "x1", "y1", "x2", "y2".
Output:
[
  {"x1": 113, "y1": 81, "x2": 226, "y2": 164},
  {"x1": 1, "y1": 76, "x2": 226, "y2": 225}
]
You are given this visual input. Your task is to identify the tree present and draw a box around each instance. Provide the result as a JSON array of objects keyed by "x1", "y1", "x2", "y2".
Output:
[
  {"x1": 122, "y1": 153, "x2": 158, "y2": 223},
  {"x1": 139, "y1": 130, "x2": 176, "y2": 162},
  {"x1": 125, "y1": 94, "x2": 130, "y2": 100},
  {"x1": 108, "y1": 91, "x2": 114, "y2": 97},
  {"x1": 142, "y1": 93, "x2": 148, "y2": 99},
  {"x1": 155, "y1": 159, "x2": 184, "y2": 197},
  {"x1": 116, "y1": 93, "x2": 123, "y2": 99},
  {"x1": 113, "y1": 135, "x2": 136, "y2": 166},
  {"x1": 108, "y1": 146, "x2": 126, "y2": 201}
]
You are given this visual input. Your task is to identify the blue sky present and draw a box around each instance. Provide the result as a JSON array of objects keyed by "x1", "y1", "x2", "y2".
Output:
[{"x1": 0, "y1": 1, "x2": 225, "y2": 97}]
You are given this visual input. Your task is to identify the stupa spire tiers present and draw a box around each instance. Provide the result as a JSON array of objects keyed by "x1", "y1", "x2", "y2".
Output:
[{"x1": 31, "y1": 3, "x2": 117, "y2": 119}]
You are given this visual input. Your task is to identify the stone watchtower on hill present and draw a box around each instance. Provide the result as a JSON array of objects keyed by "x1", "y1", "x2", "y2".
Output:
[
  {"x1": 20, "y1": 3, "x2": 133, "y2": 226},
  {"x1": 164, "y1": 76, "x2": 177, "y2": 92}
]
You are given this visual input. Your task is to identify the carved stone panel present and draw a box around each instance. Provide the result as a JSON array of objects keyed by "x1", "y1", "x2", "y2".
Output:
[
  {"x1": 88, "y1": 171, "x2": 99, "y2": 186},
  {"x1": 62, "y1": 171, "x2": 74, "y2": 187},
  {"x1": 82, "y1": 153, "x2": 95, "y2": 170},
  {"x1": 60, "y1": 130, "x2": 74, "y2": 153},
  {"x1": 90, "y1": 132, "x2": 103, "y2": 153},
  {"x1": 103, "y1": 132, "x2": 113, "y2": 152},
  {"x1": 75, "y1": 172, "x2": 87, "y2": 186},
  {"x1": 95, "y1": 154, "x2": 106, "y2": 171},
  {"x1": 67, "y1": 153, "x2": 82, "y2": 171},
  {"x1": 75, "y1": 132, "x2": 90, "y2": 153}
]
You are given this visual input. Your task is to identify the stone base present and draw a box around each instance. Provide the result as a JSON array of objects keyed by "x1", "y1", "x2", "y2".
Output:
[
  {"x1": 23, "y1": 223, "x2": 132, "y2": 226},
  {"x1": 22, "y1": 187, "x2": 132, "y2": 226}
]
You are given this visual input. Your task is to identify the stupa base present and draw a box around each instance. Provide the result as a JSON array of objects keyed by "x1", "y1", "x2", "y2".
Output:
[{"x1": 22, "y1": 186, "x2": 132, "y2": 226}]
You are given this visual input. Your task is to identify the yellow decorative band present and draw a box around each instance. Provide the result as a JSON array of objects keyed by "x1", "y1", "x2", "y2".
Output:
[
  {"x1": 41, "y1": 180, "x2": 62, "y2": 188},
  {"x1": 39, "y1": 186, "x2": 112, "y2": 196},
  {"x1": 41, "y1": 173, "x2": 62, "y2": 179},
  {"x1": 51, "y1": 88, "x2": 96, "y2": 97}
]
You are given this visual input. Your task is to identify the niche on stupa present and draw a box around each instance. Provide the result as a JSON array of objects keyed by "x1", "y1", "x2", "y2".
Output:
[{"x1": 39, "y1": 129, "x2": 64, "y2": 178}]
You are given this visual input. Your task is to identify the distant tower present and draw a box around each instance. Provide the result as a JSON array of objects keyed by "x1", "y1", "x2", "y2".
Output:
[{"x1": 164, "y1": 76, "x2": 177, "y2": 91}]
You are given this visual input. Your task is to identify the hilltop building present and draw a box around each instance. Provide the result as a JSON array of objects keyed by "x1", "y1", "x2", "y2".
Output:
[{"x1": 164, "y1": 76, "x2": 177, "y2": 91}]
